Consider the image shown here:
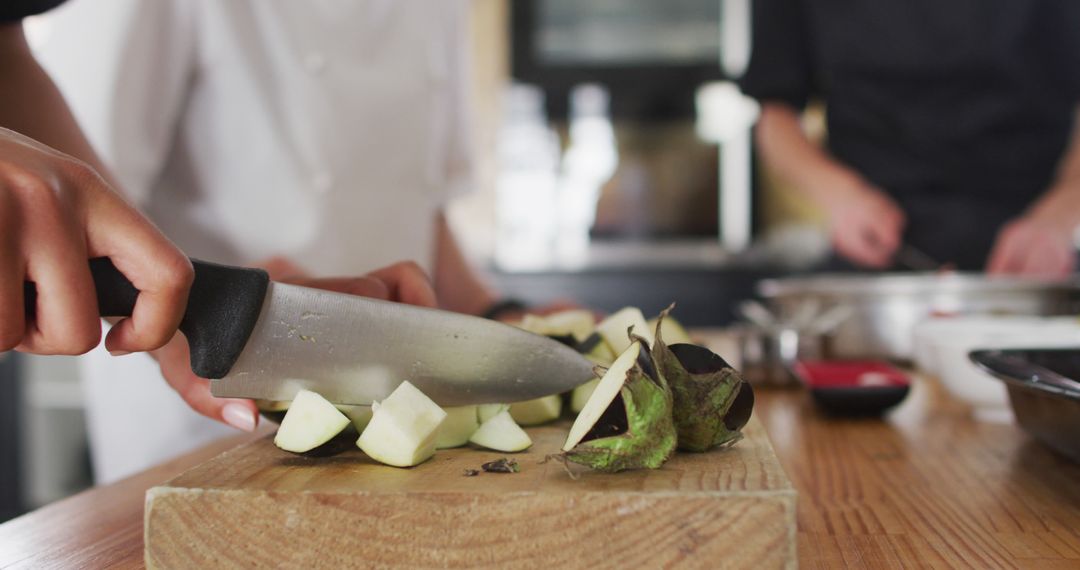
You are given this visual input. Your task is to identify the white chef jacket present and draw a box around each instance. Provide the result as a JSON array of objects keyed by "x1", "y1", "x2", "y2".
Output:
[{"x1": 32, "y1": 0, "x2": 474, "y2": 483}]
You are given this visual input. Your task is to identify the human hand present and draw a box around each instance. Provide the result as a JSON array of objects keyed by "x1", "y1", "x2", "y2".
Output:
[
  {"x1": 153, "y1": 259, "x2": 439, "y2": 430},
  {"x1": 986, "y1": 216, "x2": 1076, "y2": 278},
  {"x1": 0, "y1": 128, "x2": 192, "y2": 355},
  {"x1": 823, "y1": 181, "x2": 906, "y2": 268}
]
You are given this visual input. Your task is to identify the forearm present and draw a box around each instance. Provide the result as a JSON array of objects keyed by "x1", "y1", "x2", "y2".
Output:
[
  {"x1": 755, "y1": 102, "x2": 870, "y2": 208},
  {"x1": 432, "y1": 211, "x2": 499, "y2": 316},
  {"x1": 0, "y1": 23, "x2": 113, "y2": 182}
]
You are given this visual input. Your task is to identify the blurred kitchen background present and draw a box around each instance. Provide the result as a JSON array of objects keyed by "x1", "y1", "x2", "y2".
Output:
[
  {"x1": 1, "y1": 0, "x2": 831, "y2": 523},
  {"x1": 0, "y1": 0, "x2": 875, "y2": 520},
  {"x1": 467, "y1": 0, "x2": 825, "y2": 319},
  {"x1": 6, "y1": 0, "x2": 803, "y2": 522}
]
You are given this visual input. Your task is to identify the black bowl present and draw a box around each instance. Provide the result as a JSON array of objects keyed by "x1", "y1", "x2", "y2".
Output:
[
  {"x1": 793, "y1": 360, "x2": 911, "y2": 416},
  {"x1": 970, "y1": 348, "x2": 1080, "y2": 463}
]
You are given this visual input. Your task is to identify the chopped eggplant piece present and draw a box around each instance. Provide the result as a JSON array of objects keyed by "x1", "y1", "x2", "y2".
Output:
[
  {"x1": 562, "y1": 340, "x2": 676, "y2": 472},
  {"x1": 436, "y1": 405, "x2": 480, "y2": 449},
  {"x1": 578, "y1": 332, "x2": 616, "y2": 366},
  {"x1": 570, "y1": 378, "x2": 601, "y2": 414},
  {"x1": 255, "y1": 399, "x2": 291, "y2": 425},
  {"x1": 356, "y1": 381, "x2": 447, "y2": 467},
  {"x1": 541, "y1": 309, "x2": 596, "y2": 342},
  {"x1": 477, "y1": 403, "x2": 509, "y2": 423},
  {"x1": 596, "y1": 307, "x2": 654, "y2": 354},
  {"x1": 273, "y1": 390, "x2": 350, "y2": 453},
  {"x1": 336, "y1": 404, "x2": 374, "y2": 433},
  {"x1": 516, "y1": 310, "x2": 595, "y2": 342},
  {"x1": 509, "y1": 395, "x2": 562, "y2": 426},
  {"x1": 469, "y1": 410, "x2": 532, "y2": 452},
  {"x1": 653, "y1": 309, "x2": 753, "y2": 452}
]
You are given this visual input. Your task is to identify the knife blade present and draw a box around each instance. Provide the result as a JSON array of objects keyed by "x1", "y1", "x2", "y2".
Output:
[
  {"x1": 211, "y1": 282, "x2": 596, "y2": 405},
  {"x1": 24, "y1": 258, "x2": 595, "y2": 406}
]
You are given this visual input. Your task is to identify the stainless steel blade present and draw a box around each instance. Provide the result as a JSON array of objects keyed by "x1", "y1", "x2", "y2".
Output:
[{"x1": 210, "y1": 283, "x2": 596, "y2": 405}]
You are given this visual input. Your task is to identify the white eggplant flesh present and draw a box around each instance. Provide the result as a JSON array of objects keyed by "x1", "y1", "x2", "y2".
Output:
[
  {"x1": 336, "y1": 405, "x2": 374, "y2": 432},
  {"x1": 597, "y1": 307, "x2": 653, "y2": 354},
  {"x1": 564, "y1": 342, "x2": 639, "y2": 451},
  {"x1": 476, "y1": 403, "x2": 510, "y2": 423},
  {"x1": 436, "y1": 405, "x2": 480, "y2": 449},
  {"x1": 356, "y1": 381, "x2": 447, "y2": 467},
  {"x1": 469, "y1": 410, "x2": 532, "y2": 452},
  {"x1": 509, "y1": 395, "x2": 562, "y2": 426},
  {"x1": 274, "y1": 390, "x2": 350, "y2": 453}
]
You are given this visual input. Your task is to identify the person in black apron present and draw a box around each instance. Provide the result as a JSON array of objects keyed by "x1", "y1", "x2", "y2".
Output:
[{"x1": 740, "y1": 0, "x2": 1080, "y2": 275}]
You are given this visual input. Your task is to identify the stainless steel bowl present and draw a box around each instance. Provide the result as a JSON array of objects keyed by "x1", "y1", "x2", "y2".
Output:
[
  {"x1": 759, "y1": 273, "x2": 1080, "y2": 362},
  {"x1": 971, "y1": 348, "x2": 1080, "y2": 463},
  {"x1": 735, "y1": 324, "x2": 828, "y2": 387}
]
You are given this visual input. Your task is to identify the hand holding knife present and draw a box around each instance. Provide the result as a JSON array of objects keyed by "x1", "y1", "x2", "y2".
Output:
[{"x1": 23, "y1": 258, "x2": 594, "y2": 406}]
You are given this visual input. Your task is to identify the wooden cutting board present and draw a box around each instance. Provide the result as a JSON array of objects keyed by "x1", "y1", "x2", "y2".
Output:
[{"x1": 145, "y1": 417, "x2": 795, "y2": 569}]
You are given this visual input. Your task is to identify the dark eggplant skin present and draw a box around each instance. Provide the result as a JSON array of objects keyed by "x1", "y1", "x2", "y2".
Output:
[
  {"x1": 580, "y1": 392, "x2": 629, "y2": 444},
  {"x1": 547, "y1": 333, "x2": 579, "y2": 348},
  {"x1": 575, "y1": 332, "x2": 604, "y2": 353},
  {"x1": 723, "y1": 381, "x2": 755, "y2": 432},
  {"x1": 636, "y1": 338, "x2": 662, "y2": 386},
  {"x1": 258, "y1": 411, "x2": 287, "y2": 425},
  {"x1": 669, "y1": 343, "x2": 734, "y2": 375},
  {"x1": 548, "y1": 331, "x2": 607, "y2": 361},
  {"x1": 299, "y1": 431, "x2": 357, "y2": 457},
  {"x1": 668, "y1": 343, "x2": 754, "y2": 432},
  {"x1": 657, "y1": 341, "x2": 754, "y2": 451},
  {"x1": 579, "y1": 338, "x2": 661, "y2": 444}
]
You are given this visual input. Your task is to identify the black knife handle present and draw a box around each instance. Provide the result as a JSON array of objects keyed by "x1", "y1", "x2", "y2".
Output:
[{"x1": 23, "y1": 257, "x2": 269, "y2": 379}]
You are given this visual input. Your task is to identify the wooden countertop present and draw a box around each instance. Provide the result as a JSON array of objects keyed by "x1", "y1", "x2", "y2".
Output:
[
  {"x1": 763, "y1": 378, "x2": 1080, "y2": 569},
  {"x1": 2, "y1": 372, "x2": 1079, "y2": 568},
  {"x1": 0, "y1": 428, "x2": 271, "y2": 569}
]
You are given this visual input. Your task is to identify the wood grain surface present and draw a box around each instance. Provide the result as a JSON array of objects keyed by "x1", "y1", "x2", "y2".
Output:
[
  {"x1": 762, "y1": 379, "x2": 1080, "y2": 569},
  {"x1": 144, "y1": 418, "x2": 796, "y2": 569},
  {"x1": 0, "y1": 428, "x2": 269, "y2": 570},
  {"x1": 4, "y1": 329, "x2": 1079, "y2": 569}
]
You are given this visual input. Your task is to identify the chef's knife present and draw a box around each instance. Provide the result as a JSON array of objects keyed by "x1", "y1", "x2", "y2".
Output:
[{"x1": 23, "y1": 258, "x2": 595, "y2": 405}]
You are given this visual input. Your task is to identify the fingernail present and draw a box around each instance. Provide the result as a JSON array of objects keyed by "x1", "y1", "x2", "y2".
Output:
[
  {"x1": 109, "y1": 350, "x2": 131, "y2": 357},
  {"x1": 222, "y1": 403, "x2": 257, "y2": 432}
]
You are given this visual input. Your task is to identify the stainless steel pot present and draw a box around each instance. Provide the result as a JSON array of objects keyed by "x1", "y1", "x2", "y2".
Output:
[
  {"x1": 759, "y1": 273, "x2": 1080, "y2": 362},
  {"x1": 736, "y1": 324, "x2": 832, "y2": 386}
]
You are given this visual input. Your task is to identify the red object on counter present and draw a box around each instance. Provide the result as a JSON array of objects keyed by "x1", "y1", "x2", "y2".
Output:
[
  {"x1": 793, "y1": 360, "x2": 911, "y2": 416},
  {"x1": 794, "y1": 360, "x2": 910, "y2": 389}
]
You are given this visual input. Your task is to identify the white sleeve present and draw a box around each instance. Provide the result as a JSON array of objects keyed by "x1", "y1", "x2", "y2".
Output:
[
  {"x1": 30, "y1": 0, "x2": 196, "y2": 207},
  {"x1": 438, "y1": 0, "x2": 476, "y2": 203}
]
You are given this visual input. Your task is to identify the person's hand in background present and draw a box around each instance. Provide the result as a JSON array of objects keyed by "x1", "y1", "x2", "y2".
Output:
[
  {"x1": 152, "y1": 258, "x2": 439, "y2": 432},
  {"x1": 987, "y1": 114, "x2": 1080, "y2": 277},
  {"x1": 0, "y1": 128, "x2": 193, "y2": 356},
  {"x1": 986, "y1": 136, "x2": 1080, "y2": 279},
  {"x1": 752, "y1": 103, "x2": 906, "y2": 269},
  {"x1": 987, "y1": 214, "x2": 1076, "y2": 278},
  {"x1": 822, "y1": 178, "x2": 906, "y2": 269}
]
